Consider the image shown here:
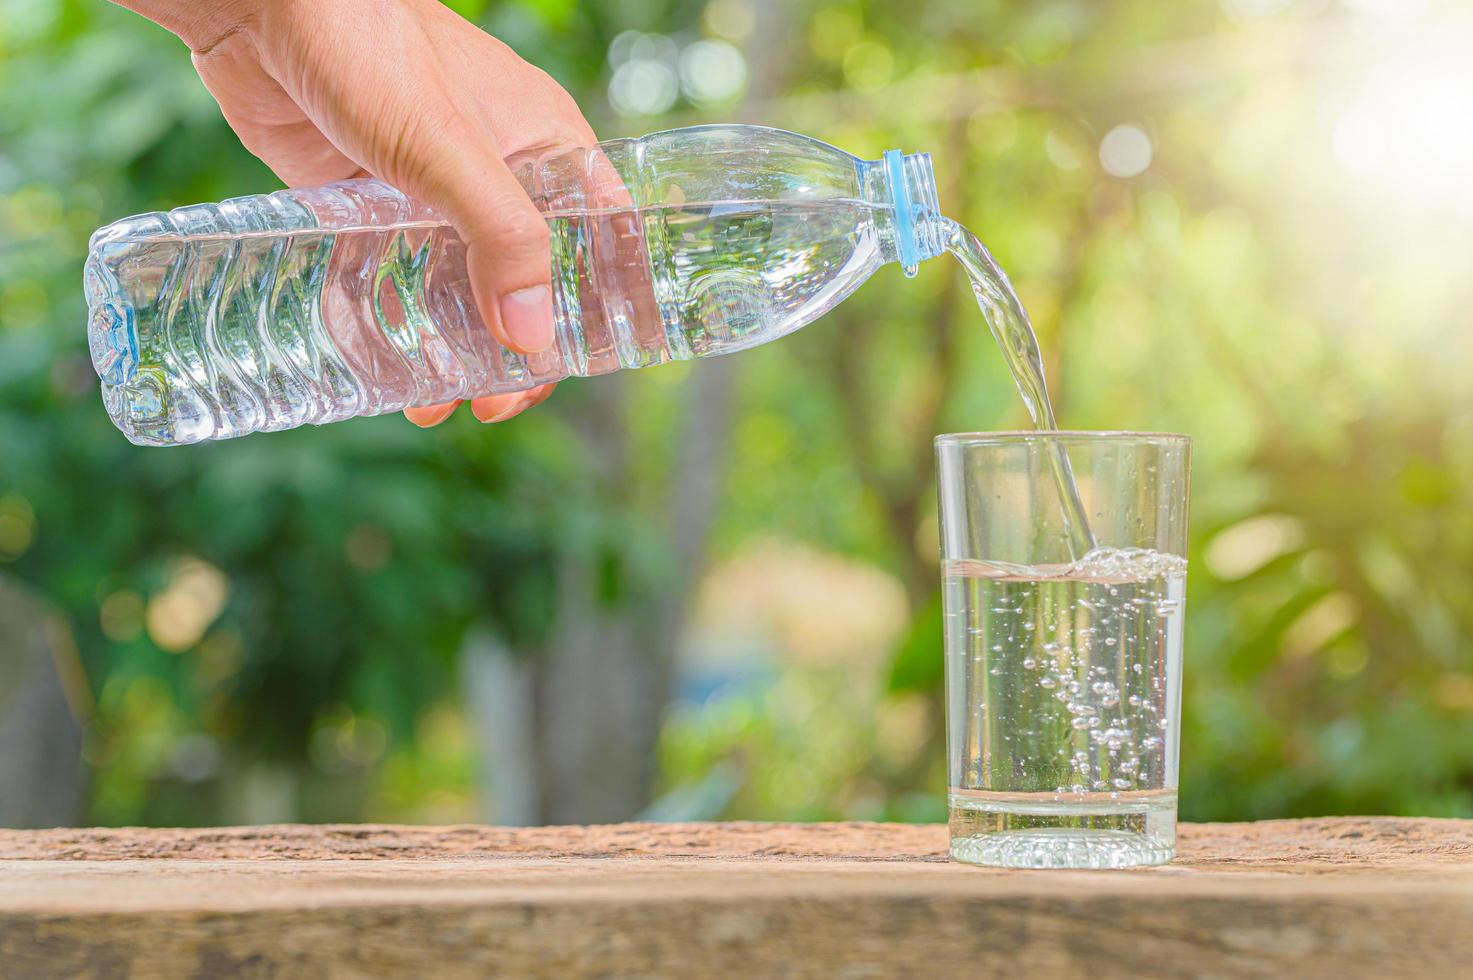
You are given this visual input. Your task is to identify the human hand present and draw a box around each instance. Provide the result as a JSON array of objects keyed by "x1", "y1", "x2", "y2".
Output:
[{"x1": 117, "y1": 0, "x2": 592, "y2": 425}]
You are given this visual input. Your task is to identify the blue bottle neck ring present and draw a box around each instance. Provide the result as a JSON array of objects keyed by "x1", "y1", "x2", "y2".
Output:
[{"x1": 882, "y1": 149, "x2": 945, "y2": 277}]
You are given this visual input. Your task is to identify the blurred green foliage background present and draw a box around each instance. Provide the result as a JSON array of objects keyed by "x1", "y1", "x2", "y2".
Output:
[{"x1": 1, "y1": 0, "x2": 1471, "y2": 827}]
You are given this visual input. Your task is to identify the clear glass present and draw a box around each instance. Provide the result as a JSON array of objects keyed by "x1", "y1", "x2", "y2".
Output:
[{"x1": 936, "y1": 432, "x2": 1191, "y2": 869}]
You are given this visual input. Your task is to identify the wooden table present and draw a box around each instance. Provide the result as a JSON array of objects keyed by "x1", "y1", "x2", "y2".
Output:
[{"x1": 1, "y1": 818, "x2": 1470, "y2": 977}]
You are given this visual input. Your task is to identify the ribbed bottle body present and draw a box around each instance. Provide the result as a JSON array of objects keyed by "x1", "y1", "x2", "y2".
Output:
[{"x1": 85, "y1": 126, "x2": 931, "y2": 445}]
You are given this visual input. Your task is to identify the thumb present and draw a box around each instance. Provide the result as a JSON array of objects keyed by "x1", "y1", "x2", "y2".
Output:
[{"x1": 408, "y1": 140, "x2": 555, "y2": 355}]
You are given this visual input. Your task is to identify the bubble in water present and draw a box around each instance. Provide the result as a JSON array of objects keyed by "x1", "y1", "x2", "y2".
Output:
[
  {"x1": 1113, "y1": 777, "x2": 1132, "y2": 790},
  {"x1": 1039, "y1": 676, "x2": 1056, "y2": 689},
  {"x1": 1022, "y1": 657, "x2": 1037, "y2": 669},
  {"x1": 1104, "y1": 636, "x2": 1117, "y2": 647},
  {"x1": 1070, "y1": 717, "x2": 1091, "y2": 730}
]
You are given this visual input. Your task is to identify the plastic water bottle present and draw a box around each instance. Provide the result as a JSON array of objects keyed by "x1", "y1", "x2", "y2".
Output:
[{"x1": 84, "y1": 125, "x2": 944, "y2": 446}]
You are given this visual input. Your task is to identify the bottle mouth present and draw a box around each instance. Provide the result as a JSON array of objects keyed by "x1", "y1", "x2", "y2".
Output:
[{"x1": 884, "y1": 149, "x2": 944, "y2": 275}]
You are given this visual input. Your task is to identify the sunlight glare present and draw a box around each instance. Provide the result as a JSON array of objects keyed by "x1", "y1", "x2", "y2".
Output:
[{"x1": 1332, "y1": 55, "x2": 1473, "y2": 204}]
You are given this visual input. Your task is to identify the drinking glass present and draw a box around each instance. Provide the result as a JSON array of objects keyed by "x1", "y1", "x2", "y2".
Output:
[{"x1": 937, "y1": 432, "x2": 1191, "y2": 869}]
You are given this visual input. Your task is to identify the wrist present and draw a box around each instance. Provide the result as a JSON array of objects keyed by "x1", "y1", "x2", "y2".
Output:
[{"x1": 111, "y1": 0, "x2": 265, "y2": 51}]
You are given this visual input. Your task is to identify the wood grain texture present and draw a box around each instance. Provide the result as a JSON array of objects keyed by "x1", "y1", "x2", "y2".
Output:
[{"x1": 0, "y1": 818, "x2": 1470, "y2": 979}]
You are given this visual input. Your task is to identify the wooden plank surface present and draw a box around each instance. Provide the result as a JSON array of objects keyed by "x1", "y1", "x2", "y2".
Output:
[{"x1": 0, "y1": 818, "x2": 1470, "y2": 978}]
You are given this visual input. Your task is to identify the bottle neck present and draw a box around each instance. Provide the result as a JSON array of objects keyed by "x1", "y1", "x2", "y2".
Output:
[{"x1": 862, "y1": 150, "x2": 946, "y2": 277}]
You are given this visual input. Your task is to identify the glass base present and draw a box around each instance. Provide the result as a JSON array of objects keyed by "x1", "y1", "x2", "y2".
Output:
[
  {"x1": 951, "y1": 828, "x2": 1173, "y2": 869},
  {"x1": 949, "y1": 789, "x2": 1176, "y2": 869}
]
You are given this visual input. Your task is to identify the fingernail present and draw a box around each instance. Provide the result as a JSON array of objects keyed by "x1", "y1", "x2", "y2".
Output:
[
  {"x1": 472, "y1": 397, "x2": 523, "y2": 423},
  {"x1": 407, "y1": 403, "x2": 456, "y2": 427},
  {"x1": 499, "y1": 285, "x2": 554, "y2": 352}
]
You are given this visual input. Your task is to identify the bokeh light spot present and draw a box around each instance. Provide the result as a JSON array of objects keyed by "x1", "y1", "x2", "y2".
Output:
[
  {"x1": 679, "y1": 39, "x2": 747, "y2": 108},
  {"x1": 145, "y1": 557, "x2": 229, "y2": 653},
  {"x1": 0, "y1": 493, "x2": 36, "y2": 560},
  {"x1": 842, "y1": 40, "x2": 894, "y2": 92},
  {"x1": 100, "y1": 589, "x2": 145, "y2": 643},
  {"x1": 1099, "y1": 124, "x2": 1154, "y2": 179},
  {"x1": 702, "y1": 0, "x2": 754, "y2": 42},
  {"x1": 609, "y1": 58, "x2": 679, "y2": 117}
]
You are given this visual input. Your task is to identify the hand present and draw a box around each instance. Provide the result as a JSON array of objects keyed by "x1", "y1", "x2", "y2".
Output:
[{"x1": 118, "y1": 0, "x2": 590, "y2": 425}]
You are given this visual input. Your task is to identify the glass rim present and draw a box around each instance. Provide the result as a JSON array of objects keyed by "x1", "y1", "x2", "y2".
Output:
[{"x1": 935, "y1": 430, "x2": 1191, "y2": 448}]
